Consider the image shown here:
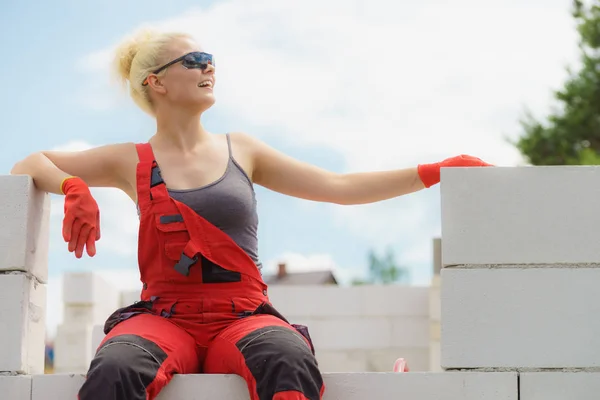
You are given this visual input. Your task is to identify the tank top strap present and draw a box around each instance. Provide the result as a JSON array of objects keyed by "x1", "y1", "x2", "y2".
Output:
[{"x1": 225, "y1": 133, "x2": 233, "y2": 159}]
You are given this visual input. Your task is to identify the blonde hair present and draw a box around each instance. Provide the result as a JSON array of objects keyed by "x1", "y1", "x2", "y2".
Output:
[{"x1": 112, "y1": 28, "x2": 192, "y2": 115}]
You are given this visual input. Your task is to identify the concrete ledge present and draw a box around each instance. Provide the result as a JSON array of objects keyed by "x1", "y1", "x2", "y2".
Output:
[
  {"x1": 32, "y1": 372, "x2": 518, "y2": 400},
  {"x1": 441, "y1": 268, "x2": 600, "y2": 369},
  {"x1": 0, "y1": 375, "x2": 32, "y2": 400},
  {"x1": 440, "y1": 167, "x2": 600, "y2": 265},
  {"x1": 520, "y1": 372, "x2": 600, "y2": 400}
]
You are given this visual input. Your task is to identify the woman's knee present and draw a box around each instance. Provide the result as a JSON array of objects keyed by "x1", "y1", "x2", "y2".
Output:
[
  {"x1": 239, "y1": 326, "x2": 324, "y2": 399},
  {"x1": 79, "y1": 334, "x2": 169, "y2": 400}
]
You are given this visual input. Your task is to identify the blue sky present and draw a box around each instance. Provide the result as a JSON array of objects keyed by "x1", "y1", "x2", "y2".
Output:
[{"x1": 1, "y1": 0, "x2": 580, "y2": 336}]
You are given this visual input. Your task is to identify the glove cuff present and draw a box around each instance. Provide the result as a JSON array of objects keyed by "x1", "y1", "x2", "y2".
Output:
[
  {"x1": 417, "y1": 163, "x2": 440, "y2": 188},
  {"x1": 61, "y1": 176, "x2": 86, "y2": 195}
]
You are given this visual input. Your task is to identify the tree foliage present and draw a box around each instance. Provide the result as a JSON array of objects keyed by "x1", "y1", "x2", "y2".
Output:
[
  {"x1": 352, "y1": 247, "x2": 409, "y2": 285},
  {"x1": 514, "y1": 0, "x2": 600, "y2": 165}
]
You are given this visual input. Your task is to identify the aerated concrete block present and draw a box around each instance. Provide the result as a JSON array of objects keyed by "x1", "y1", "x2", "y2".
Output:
[
  {"x1": 441, "y1": 268, "x2": 600, "y2": 369},
  {"x1": 0, "y1": 375, "x2": 32, "y2": 400},
  {"x1": 54, "y1": 324, "x2": 94, "y2": 373},
  {"x1": 268, "y1": 285, "x2": 429, "y2": 319},
  {"x1": 62, "y1": 272, "x2": 119, "y2": 307},
  {"x1": 33, "y1": 372, "x2": 518, "y2": 400},
  {"x1": 0, "y1": 274, "x2": 46, "y2": 374},
  {"x1": 322, "y1": 372, "x2": 518, "y2": 400},
  {"x1": 32, "y1": 374, "x2": 85, "y2": 400},
  {"x1": 520, "y1": 372, "x2": 600, "y2": 400},
  {"x1": 0, "y1": 175, "x2": 50, "y2": 282},
  {"x1": 440, "y1": 167, "x2": 600, "y2": 265}
]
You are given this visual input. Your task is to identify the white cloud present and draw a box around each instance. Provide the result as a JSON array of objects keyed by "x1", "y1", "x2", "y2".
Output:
[{"x1": 75, "y1": 0, "x2": 581, "y2": 278}]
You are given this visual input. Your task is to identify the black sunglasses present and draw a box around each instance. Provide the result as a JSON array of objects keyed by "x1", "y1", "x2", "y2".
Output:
[{"x1": 142, "y1": 51, "x2": 214, "y2": 86}]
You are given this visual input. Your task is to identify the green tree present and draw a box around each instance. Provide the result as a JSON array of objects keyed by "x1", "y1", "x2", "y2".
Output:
[
  {"x1": 352, "y1": 247, "x2": 409, "y2": 285},
  {"x1": 513, "y1": 0, "x2": 600, "y2": 165}
]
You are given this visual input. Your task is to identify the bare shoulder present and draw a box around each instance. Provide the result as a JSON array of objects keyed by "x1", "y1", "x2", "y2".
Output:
[
  {"x1": 225, "y1": 131, "x2": 262, "y2": 181},
  {"x1": 42, "y1": 142, "x2": 139, "y2": 195}
]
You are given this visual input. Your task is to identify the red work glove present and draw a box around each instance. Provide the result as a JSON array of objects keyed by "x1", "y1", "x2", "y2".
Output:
[
  {"x1": 417, "y1": 155, "x2": 493, "y2": 188},
  {"x1": 61, "y1": 177, "x2": 101, "y2": 258}
]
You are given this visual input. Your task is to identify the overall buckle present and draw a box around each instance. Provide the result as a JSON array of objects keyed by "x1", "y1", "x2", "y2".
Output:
[{"x1": 174, "y1": 252, "x2": 199, "y2": 276}]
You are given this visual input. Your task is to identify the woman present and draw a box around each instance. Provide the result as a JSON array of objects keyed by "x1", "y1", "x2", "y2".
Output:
[{"x1": 11, "y1": 28, "x2": 492, "y2": 400}]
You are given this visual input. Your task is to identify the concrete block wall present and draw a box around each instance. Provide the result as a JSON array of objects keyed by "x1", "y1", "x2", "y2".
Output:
[
  {"x1": 54, "y1": 272, "x2": 120, "y2": 373},
  {"x1": 4, "y1": 168, "x2": 600, "y2": 399},
  {"x1": 439, "y1": 167, "x2": 600, "y2": 398},
  {"x1": 0, "y1": 175, "x2": 49, "y2": 376},
  {"x1": 103, "y1": 284, "x2": 432, "y2": 373}
]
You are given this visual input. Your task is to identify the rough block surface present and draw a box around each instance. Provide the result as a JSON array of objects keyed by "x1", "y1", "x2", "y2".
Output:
[
  {"x1": 441, "y1": 268, "x2": 600, "y2": 369},
  {"x1": 54, "y1": 324, "x2": 94, "y2": 373},
  {"x1": 31, "y1": 372, "x2": 518, "y2": 400},
  {"x1": 520, "y1": 372, "x2": 600, "y2": 400},
  {"x1": 0, "y1": 175, "x2": 50, "y2": 282},
  {"x1": 521, "y1": 372, "x2": 600, "y2": 400},
  {"x1": 0, "y1": 375, "x2": 32, "y2": 400},
  {"x1": 0, "y1": 274, "x2": 46, "y2": 374},
  {"x1": 440, "y1": 167, "x2": 600, "y2": 265}
]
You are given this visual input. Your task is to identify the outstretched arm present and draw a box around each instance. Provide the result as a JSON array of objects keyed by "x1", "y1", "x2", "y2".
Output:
[{"x1": 240, "y1": 133, "x2": 491, "y2": 205}]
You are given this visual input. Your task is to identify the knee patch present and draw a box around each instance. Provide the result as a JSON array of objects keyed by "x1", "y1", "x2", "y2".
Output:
[
  {"x1": 236, "y1": 326, "x2": 323, "y2": 400},
  {"x1": 80, "y1": 334, "x2": 168, "y2": 400}
]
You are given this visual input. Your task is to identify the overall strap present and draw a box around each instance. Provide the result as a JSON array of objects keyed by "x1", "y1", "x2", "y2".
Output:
[{"x1": 135, "y1": 143, "x2": 170, "y2": 212}]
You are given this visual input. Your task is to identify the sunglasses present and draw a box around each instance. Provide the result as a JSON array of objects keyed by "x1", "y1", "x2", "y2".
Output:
[{"x1": 142, "y1": 51, "x2": 214, "y2": 86}]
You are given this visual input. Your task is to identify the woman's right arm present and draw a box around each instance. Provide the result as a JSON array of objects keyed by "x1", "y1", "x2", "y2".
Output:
[{"x1": 10, "y1": 143, "x2": 134, "y2": 195}]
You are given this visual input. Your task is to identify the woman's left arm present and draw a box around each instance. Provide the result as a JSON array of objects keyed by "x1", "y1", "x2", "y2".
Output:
[{"x1": 237, "y1": 133, "x2": 492, "y2": 205}]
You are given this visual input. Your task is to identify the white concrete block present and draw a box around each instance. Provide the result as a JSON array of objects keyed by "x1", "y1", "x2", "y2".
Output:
[
  {"x1": 430, "y1": 340, "x2": 442, "y2": 372},
  {"x1": 0, "y1": 175, "x2": 50, "y2": 282},
  {"x1": 440, "y1": 167, "x2": 600, "y2": 265},
  {"x1": 322, "y1": 372, "x2": 517, "y2": 400},
  {"x1": 360, "y1": 285, "x2": 429, "y2": 317},
  {"x1": 520, "y1": 372, "x2": 600, "y2": 400},
  {"x1": 62, "y1": 272, "x2": 119, "y2": 307},
  {"x1": 315, "y1": 347, "x2": 430, "y2": 373},
  {"x1": 429, "y1": 275, "x2": 441, "y2": 321},
  {"x1": 54, "y1": 324, "x2": 93, "y2": 373},
  {"x1": 268, "y1": 285, "x2": 428, "y2": 319},
  {"x1": 63, "y1": 302, "x2": 115, "y2": 326},
  {"x1": 91, "y1": 323, "x2": 105, "y2": 356},
  {"x1": 120, "y1": 289, "x2": 141, "y2": 307},
  {"x1": 316, "y1": 350, "x2": 369, "y2": 372},
  {"x1": 365, "y1": 347, "x2": 430, "y2": 372},
  {"x1": 441, "y1": 268, "x2": 600, "y2": 368},
  {"x1": 157, "y1": 374, "x2": 250, "y2": 400},
  {"x1": 310, "y1": 317, "x2": 392, "y2": 350},
  {"x1": 31, "y1": 372, "x2": 518, "y2": 400},
  {"x1": 390, "y1": 317, "x2": 430, "y2": 347},
  {"x1": 0, "y1": 375, "x2": 32, "y2": 400},
  {"x1": 32, "y1": 374, "x2": 85, "y2": 400},
  {"x1": 0, "y1": 274, "x2": 46, "y2": 374},
  {"x1": 268, "y1": 286, "x2": 363, "y2": 318}
]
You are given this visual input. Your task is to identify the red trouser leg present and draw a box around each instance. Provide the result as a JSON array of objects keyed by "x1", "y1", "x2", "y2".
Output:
[
  {"x1": 204, "y1": 314, "x2": 325, "y2": 400},
  {"x1": 78, "y1": 313, "x2": 201, "y2": 400}
]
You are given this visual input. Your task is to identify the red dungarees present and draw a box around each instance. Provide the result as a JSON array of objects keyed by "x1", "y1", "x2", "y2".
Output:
[{"x1": 78, "y1": 143, "x2": 324, "y2": 400}]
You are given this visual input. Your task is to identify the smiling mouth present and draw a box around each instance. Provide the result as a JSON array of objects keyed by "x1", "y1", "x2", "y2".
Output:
[{"x1": 198, "y1": 80, "x2": 213, "y2": 88}]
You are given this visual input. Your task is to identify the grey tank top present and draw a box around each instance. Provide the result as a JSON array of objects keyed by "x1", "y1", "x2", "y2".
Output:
[{"x1": 161, "y1": 134, "x2": 261, "y2": 270}]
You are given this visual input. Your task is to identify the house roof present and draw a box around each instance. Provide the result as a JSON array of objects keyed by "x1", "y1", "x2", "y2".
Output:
[{"x1": 264, "y1": 270, "x2": 338, "y2": 285}]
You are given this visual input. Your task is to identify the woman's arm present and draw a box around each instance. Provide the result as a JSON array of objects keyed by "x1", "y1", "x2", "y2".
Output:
[
  {"x1": 238, "y1": 132, "x2": 490, "y2": 205},
  {"x1": 10, "y1": 143, "x2": 133, "y2": 195}
]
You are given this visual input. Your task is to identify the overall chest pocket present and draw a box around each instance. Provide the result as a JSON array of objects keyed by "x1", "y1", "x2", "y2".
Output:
[
  {"x1": 155, "y1": 214, "x2": 191, "y2": 244},
  {"x1": 157, "y1": 214, "x2": 242, "y2": 283}
]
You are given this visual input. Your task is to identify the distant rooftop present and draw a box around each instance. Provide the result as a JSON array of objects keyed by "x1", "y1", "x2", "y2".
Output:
[{"x1": 263, "y1": 262, "x2": 338, "y2": 285}]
